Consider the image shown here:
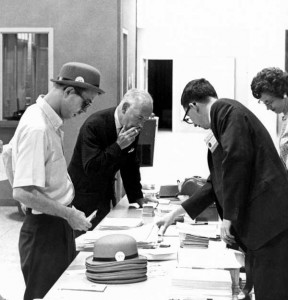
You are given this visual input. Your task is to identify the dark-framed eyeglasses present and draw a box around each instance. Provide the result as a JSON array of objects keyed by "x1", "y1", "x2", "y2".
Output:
[
  {"x1": 182, "y1": 106, "x2": 194, "y2": 125},
  {"x1": 74, "y1": 88, "x2": 92, "y2": 113},
  {"x1": 80, "y1": 97, "x2": 92, "y2": 113}
]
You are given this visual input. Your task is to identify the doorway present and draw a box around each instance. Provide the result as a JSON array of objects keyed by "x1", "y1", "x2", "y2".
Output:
[{"x1": 147, "y1": 60, "x2": 173, "y2": 130}]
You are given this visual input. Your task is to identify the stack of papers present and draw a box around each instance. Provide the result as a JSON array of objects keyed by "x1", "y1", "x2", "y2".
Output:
[
  {"x1": 139, "y1": 245, "x2": 177, "y2": 261},
  {"x1": 179, "y1": 233, "x2": 209, "y2": 249},
  {"x1": 142, "y1": 202, "x2": 158, "y2": 217},
  {"x1": 170, "y1": 268, "x2": 233, "y2": 299},
  {"x1": 177, "y1": 246, "x2": 245, "y2": 269},
  {"x1": 177, "y1": 222, "x2": 220, "y2": 249},
  {"x1": 157, "y1": 198, "x2": 170, "y2": 205},
  {"x1": 98, "y1": 218, "x2": 143, "y2": 230},
  {"x1": 157, "y1": 204, "x2": 182, "y2": 214},
  {"x1": 176, "y1": 222, "x2": 220, "y2": 238}
]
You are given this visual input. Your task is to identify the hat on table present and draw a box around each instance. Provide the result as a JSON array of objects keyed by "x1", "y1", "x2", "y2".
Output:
[
  {"x1": 50, "y1": 62, "x2": 105, "y2": 94},
  {"x1": 85, "y1": 234, "x2": 147, "y2": 284}
]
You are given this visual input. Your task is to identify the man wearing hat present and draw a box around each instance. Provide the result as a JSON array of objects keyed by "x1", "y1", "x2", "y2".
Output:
[
  {"x1": 68, "y1": 89, "x2": 153, "y2": 231},
  {"x1": 9, "y1": 62, "x2": 104, "y2": 300}
]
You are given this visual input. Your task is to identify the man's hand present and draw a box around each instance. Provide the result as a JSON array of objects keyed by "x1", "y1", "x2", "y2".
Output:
[
  {"x1": 155, "y1": 211, "x2": 176, "y2": 236},
  {"x1": 220, "y1": 219, "x2": 235, "y2": 245},
  {"x1": 135, "y1": 197, "x2": 149, "y2": 208},
  {"x1": 116, "y1": 126, "x2": 139, "y2": 150},
  {"x1": 155, "y1": 205, "x2": 186, "y2": 236},
  {"x1": 67, "y1": 207, "x2": 92, "y2": 231}
]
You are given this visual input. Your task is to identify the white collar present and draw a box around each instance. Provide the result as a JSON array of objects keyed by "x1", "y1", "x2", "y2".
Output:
[
  {"x1": 36, "y1": 95, "x2": 63, "y2": 131},
  {"x1": 114, "y1": 107, "x2": 121, "y2": 130}
]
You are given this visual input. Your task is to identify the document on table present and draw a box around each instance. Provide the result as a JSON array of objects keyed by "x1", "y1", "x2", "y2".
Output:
[
  {"x1": 170, "y1": 268, "x2": 233, "y2": 299},
  {"x1": 176, "y1": 221, "x2": 220, "y2": 238},
  {"x1": 98, "y1": 217, "x2": 143, "y2": 230},
  {"x1": 138, "y1": 244, "x2": 178, "y2": 261},
  {"x1": 59, "y1": 284, "x2": 106, "y2": 292},
  {"x1": 177, "y1": 245, "x2": 245, "y2": 269}
]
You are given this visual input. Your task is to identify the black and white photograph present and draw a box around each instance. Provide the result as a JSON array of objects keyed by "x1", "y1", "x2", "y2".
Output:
[{"x1": 0, "y1": 1, "x2": 288, "y2": 299}]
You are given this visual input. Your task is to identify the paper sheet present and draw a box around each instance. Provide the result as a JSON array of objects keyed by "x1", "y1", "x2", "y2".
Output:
[
  {"x1": 177, "y1": 246, "x2": 245, "y2": 269},
  {"x1": 176, "y1": 221, "x2": 220, "y2": 238},
  {"x1": 98, "y1": 217, "x2": 143, "y2": 229}
]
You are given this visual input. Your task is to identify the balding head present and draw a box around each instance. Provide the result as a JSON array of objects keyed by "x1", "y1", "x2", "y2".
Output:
[
  {"x1": 121, "y1": 89, "x2": 153, "y2": 110},
  {"x1": 118, "y1": 89, "x2": 153, "y2": 131}
]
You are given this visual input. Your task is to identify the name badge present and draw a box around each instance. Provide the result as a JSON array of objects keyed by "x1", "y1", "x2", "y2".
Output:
[
  {"x1": 204, "y1": 130, "x2": 219, "y2": 153},
  {"x1": 128, "y1": 148, "x2": 134, "y2": 153}
]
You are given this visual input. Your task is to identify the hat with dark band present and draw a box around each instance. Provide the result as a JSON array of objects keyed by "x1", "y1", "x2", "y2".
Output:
[
  {"x1": 86, "y1": 234, "x2": 147, "y2": 265},
  {"x1": 50, "y1": 62, "x2": 105, "y2": 94},
  {"x1": 85, "y1": 234, "x2": 148, "y2": 284}
]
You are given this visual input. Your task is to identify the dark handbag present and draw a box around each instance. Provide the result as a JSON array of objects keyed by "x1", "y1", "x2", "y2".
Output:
[
  {"x1": 179, "y1": 176, "x2": 206, "y2": 196},
  {"x1": 180, "y1": 176, "x2": 219, "y2": 222}
]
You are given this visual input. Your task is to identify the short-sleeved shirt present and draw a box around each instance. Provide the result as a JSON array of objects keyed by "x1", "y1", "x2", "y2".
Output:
[{"x1": 12, "y1": 95, "x2": 74, "y2": 210}]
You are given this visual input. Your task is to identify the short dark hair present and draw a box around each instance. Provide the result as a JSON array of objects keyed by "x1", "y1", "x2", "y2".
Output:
[
  {"x1": 181, "y1": 78, "x2": 218, "y2": 108},
  {"x1": 251, "y1": 67, "x2": 288, "y2": 99}
]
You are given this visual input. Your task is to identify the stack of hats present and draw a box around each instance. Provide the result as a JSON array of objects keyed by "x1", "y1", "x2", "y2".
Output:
[{"x1": 85, "y1": 234, "x2": 148, "y2": 284}]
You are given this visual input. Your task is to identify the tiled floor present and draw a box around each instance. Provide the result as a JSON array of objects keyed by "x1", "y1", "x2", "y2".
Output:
[{"x1": 0, "y1": 206, "x2": 25, "y2": 300}]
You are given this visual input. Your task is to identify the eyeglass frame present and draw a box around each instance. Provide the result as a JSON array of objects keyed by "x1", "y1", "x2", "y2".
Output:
[
  {"x1": 182, "y1": 105, "x2": 194, "y2": 125},
  {"x1": 73, "y1": 87, "x2": 93, "y2": 113}
]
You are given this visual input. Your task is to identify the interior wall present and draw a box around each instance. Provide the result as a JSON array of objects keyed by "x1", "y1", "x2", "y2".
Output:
[
  {"x1": 0, "y1": 0, "x2": 121, "y2": 165},
  {"x1": 122, "y1": 0, "x2": 137, "y2": 90},
  {"x1": 137, "y1": 0, "x2": 288, "y2": 185},
  {"x1": 0, "y1": 0, "x2": 139, "y2": 203},
  {"x1": 137, "y1": 0, "x2": 288, "y2": 136}
]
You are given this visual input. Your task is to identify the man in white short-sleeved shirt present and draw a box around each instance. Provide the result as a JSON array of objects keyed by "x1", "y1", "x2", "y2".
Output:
[
  {"x1": 8, "y1": 62, "x2": 105, "y2": 300},
  {"x1": 12, "y1": 96, "x2": 74, "y2": 210}
]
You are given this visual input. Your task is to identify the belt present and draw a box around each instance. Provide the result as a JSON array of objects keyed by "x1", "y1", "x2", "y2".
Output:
[
  {"x1": 25, "y1": 203, "x2": 72, "y2": 215},
  {"x1": 25, "y1": 207, "x2": 42, "y2": 215},
  {"x1": 25, "y1": 207, "x2": 33, "y2": 215}
]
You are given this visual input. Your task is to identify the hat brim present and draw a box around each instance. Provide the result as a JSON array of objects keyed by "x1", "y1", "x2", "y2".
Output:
[{"x1": 50, "y1": 79, "x2": 105, "y2": 94}]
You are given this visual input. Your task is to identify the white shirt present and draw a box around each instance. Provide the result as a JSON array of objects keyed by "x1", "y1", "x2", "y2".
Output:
[
  {"x1": 12, "y1": 95, "x2": 74, "y2": 209},
  {"x1": 280, "y1": 113, "x2": 288, "y2": 169}
]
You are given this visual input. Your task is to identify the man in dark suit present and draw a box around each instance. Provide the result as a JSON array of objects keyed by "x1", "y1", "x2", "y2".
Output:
[
  {"x1": 68, "y1": 89, "x2": 153, "y2": 230},
  {"x1": 156, "y1": 78, "x2": 288, "y2": 300}
]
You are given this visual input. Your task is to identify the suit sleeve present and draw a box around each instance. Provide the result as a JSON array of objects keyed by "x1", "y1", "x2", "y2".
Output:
[
  {"x1": 181, "y1": 177, "x2": 217, "y2": 219},
  {"x1": 212, "y1": 104, "x2": 254, "y2": 221},
  {"x1": 120, "y1": 139, "x2": 143, "y2": 203},
  {"x1": 81, "y1": 122, "x2": 121, "y2": 176}
]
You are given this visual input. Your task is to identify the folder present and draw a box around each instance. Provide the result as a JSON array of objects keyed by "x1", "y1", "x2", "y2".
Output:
[{"x1": 159, "y1": 185, "x2": 179, "y2": 198}]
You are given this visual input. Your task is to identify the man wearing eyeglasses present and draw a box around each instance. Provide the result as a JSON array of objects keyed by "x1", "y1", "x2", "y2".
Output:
[
  {"x1": 156, "y1": 78, "x2": 288, "y2": 300},
  {"x1": 68, "y1": 89, "x2": 153, "y2": 232},
  {"x1": 6, "y1": 62, "x2": 104, "y2": 300}
]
